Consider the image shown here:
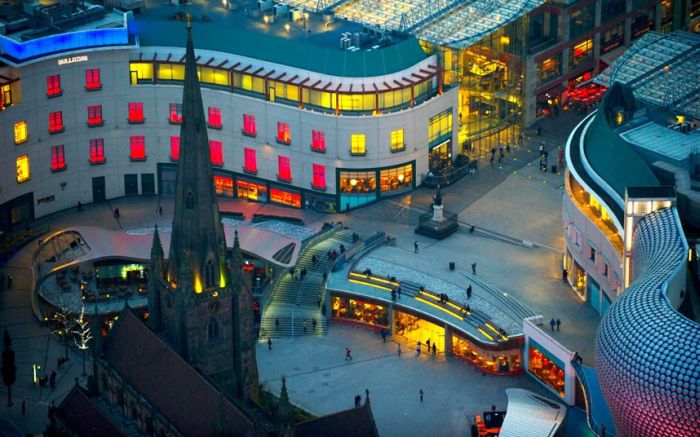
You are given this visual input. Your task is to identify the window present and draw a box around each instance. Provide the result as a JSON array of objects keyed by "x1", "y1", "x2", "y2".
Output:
[
  {"x1": 16, "y1": 154, "x2": 30, "y2": 183},
  {"x1": 170, "y1": 136, "x2": 180, "y2": 161},
  {"x1": 207, "y1": 318, "x2": 219, "y2": 340},
  {"x1": 14, "y1": 121, "x2": 28, "y2": 144},
  {"x1": 205, "y1": 260, "x2": 216, "y2": 288},
  {"x1": 46, "y1": 74, "x2": 62, "y2": 97},
  {"x1": 569, "y1": 39, "x2": 594, "y2": 70},
  {"x1": 129, "y1": 62, "x2": 154, "y2": 84},
  {"x1": 603, "y1": 263, "x2": 609, "y2": 278},
  {"x1": 85, "y1": 69, "x2": 101, "y2": 90},
  {"x1": 569, "y1": 4, "x2": 595, "y2": 39},
  {"x1": 350, "y1": 133, "x2": 366, "y2": 155},
  {"x1": 214, "y1": 175, "x2": 234, "y2": 197},
  {"x1": 277, "y1": 122, "x2": 291, "y2": 144},
  {"x1": 87, "y1": 105, "x2": 103, "y2": 126},
  {"x1": 49, "y1": 111, "x2": 64, "y2": 134},
  {"x1": 208, "y1": 107, "x2": 222, "y2": 129},
  {"x1": 311, "y1": 130, "x2": 326, "y2": 152},
  {"x1": 130, "y1": 136, "x2": 146, "y2": 161},
  {"x1": 536, "y1": 54, "x2": 562, "y2": 86},
  {"x1": 51, "y1": 145, "x2": 66, "y2": 172},
  {"x1": 244, "y1": 147, "x2": 257, "y2": 174},
  {"x1": 590, "y1": 246, "x2": 596, "y2": 263},
  {"x1": 209, "y1": 140, "x2": 223, "y2": 166},
  {"x1": 428, "y1": 110, "x2": 453, "y2": 144},
  {"x1": 89, "y1": 138, "x2": 105, "y2": 164},
  {"x1": 128, "y1": 102, "x2": 144, "y2": 123},
  {"x1": 169, "y1": 103, "x2": 183, "y2": 124},
  {"x1": 186, "y1": 191, "x2": 194, "y2": 209},
  {"x1": 340, "y1": 170, "x2": 376, "y2": 193},
  {"x1": 278, "y1": 155, "x2": 291, "y2": 182},
  {"x1": 242, "y1": 114, "x2": 256, "y2": 136},
  {"x1": 390, "y1": 129, "x2": 405, "y2": 152},
  {"x1": 312, "y1": 164, "x2": 326, "y2": 190},
  {"x1": 380, "y1": 164, "x2": 413, "y2": 192}
]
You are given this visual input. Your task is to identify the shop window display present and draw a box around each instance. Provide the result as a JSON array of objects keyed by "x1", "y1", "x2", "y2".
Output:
[
  {"x1": 270, "y1": 188, "x2": 301, "y2": 208},
  {"x1": 452, "y1": 334, "x2": 521, "y2": 375},
  {"x1": 213, "y1": 175, "x2": 234, "y2": 197},
  {"x1": 379, "y1": 164, "x2": 413, "y2": 193},
  {"x1": 528, "y1": 345, "x2": 565, "y2": 397},
  {"x1": 331, "y1": 296, "x2": 388, "y2": 327},
  {"x1": 237, "y1": 179, "x2": 267, "y2": 202}
]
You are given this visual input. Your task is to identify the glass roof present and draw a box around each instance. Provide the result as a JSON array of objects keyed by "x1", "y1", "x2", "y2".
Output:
[{"x1": 595, "y1": 31, "x2": 700, "y2": 119}]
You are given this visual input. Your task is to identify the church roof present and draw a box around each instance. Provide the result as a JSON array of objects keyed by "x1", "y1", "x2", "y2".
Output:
[
  {"x1": 55, "y1": 385, "x2": 124, "y2": 437},
  {"x1": 293, "y1": 403, "x2": 379, "y2": 437},
  {"x1": 101, "y1": 309, "x2": 254, "y2": 435}
]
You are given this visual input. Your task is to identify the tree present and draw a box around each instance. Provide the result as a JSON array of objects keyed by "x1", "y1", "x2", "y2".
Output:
[
  {"x1": 51, "y1": 296, "x2": 75, "y2": 361},
  {"x1": 72, "y1": 305, "x2": 92, "y2": 376},
  {"x1": 2, "y1": 328, "x2": 17, "y2": 406}
]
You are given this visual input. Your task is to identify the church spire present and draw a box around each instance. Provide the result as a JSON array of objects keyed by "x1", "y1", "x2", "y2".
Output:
[
  {"x1": 148, "y1": 224, "x2": 165, "y2": 331},
  {"x1": 167, "y1": 19, "x2": 228, "y2": 295}
]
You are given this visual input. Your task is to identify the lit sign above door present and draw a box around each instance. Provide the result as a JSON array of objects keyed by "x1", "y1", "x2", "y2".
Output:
[{"x1": 58, "y1": 55, "x2": 88, "y2": 66}]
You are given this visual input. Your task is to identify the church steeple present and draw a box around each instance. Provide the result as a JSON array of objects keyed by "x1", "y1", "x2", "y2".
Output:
[
  {"x1": 167, "y1": 18, "x2": 228, "y2": 295},
  {"x1": 148, "y1": 225, "x2": 165, "y2": 331}
]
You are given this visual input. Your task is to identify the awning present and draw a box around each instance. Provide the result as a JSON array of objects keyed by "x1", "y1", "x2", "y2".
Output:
[{"x1": 498, "y1": 388, "x2": 567, "y2": 437}]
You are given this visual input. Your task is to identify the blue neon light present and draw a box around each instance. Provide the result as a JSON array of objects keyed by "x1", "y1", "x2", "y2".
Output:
[{"x1": 0, "y1": 21, "x2": 133, "y2": 62}]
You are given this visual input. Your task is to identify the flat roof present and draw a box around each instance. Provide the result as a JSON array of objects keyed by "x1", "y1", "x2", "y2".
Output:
[
  {"x1": 595, "y1": 31, "x2": 700, "y2": 119},
  {"x1": 620, "y1": 122, "x2": 700, "y2": 162},
  {"x1": 626, "y1": 186, "x2": 677, "y2": 199},
  {"x1": 134, "y1": 0, "x2": 428, "y2": 76}
]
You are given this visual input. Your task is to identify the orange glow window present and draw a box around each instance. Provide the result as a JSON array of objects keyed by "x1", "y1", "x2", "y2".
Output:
[
  {"x1": 277, "y1": 122, "x2": 291, "y2": 144},
  {"x1": 16, "y1": 154, "x2": 30, "y2": 183}
]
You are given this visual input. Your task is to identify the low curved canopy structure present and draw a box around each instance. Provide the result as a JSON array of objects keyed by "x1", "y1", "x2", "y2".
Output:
[{"x1": 498, "y1": 388, "x2": 566, "y2": 437}]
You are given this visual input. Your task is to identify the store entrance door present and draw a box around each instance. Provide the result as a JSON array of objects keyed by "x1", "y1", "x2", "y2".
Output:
[{"x1": 92, "y1": 177, "x2": 106, "y2": 203}]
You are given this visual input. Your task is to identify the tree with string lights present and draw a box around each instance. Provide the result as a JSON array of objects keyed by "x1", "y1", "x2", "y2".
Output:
[
  {"x1": 72, "y1": 304, "x2": 92, "y2": 376},
  {"x1": 51, "y1": 296, "x2": 75, "y2": 362}
]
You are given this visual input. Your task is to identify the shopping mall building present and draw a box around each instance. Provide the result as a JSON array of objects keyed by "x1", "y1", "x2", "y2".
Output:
[{"x1": 0, "y1": 0, "x2": 695, "y2": 230}]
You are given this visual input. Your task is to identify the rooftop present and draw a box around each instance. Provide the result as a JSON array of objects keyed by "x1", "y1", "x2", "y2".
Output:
[
  {"x1": 595, "y1": 31, "x2": 700, "y2": 119},
  {"x1": 620, "y1": 121, "x2": 700, "y2": 163}
]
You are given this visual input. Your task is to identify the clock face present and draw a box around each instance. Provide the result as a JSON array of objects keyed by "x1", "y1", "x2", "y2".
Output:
[{"x1": 208, "y1": 300, "x2": 221, "y2": 314}]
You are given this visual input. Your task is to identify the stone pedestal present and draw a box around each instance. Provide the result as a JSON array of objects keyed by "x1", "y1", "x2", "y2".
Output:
[{"x1": 432, "y1": 204, "x2": 445, "y2": 222}]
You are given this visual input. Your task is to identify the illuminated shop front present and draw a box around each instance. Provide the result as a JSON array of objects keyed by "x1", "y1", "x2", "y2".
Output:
[
  {"x1": 452, "y1": 333, "x2": 522, "y2": 375},
  {"x1": 338, "y1": 162, "x2": 415, "y2": 210},
  {"x1": 213, "y1": 174, "x2": 234, "y2": 197},
  {"x1": 331, "y1": 295, "x2": 389, "y2": 328},
  {"x1": 571, "y1": 261, "x2": 587, "y2": 299},
  {"x1": 528, "y1": 340, "x2": 566, "y2": 398},
  {"x1": 395, "y1": 310, "x2": 445, "y2": 352},
  {"x1": 269, "y1": 186, "x2": 302, "y2": 209},
  {"x1": 236, "y1": 178, "x2": 267, "y2": 202}
]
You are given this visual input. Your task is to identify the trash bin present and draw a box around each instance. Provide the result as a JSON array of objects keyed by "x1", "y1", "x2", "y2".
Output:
[
  {"x1": 551, "y1": 164, "x2": 557, "y2": 173},
  {"x1": 449, "y1": 262, "x2": 455, "y2": 271}
]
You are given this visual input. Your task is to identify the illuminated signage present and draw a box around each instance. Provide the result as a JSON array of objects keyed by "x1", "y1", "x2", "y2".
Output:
[{"x1": 58, "y1": 55, "x2": 89, "y2": 66}]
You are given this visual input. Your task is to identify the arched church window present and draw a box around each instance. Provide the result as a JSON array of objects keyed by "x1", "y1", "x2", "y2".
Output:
[
  {"x1": 205, "y1": 259, "x2": 216, "y2": 287},
  {"x1": 208, "y1": 318, "x2": 219, "y2": 340},
  {"x1": 186, "y1": 191, "x2": 194, "y2": 209}
]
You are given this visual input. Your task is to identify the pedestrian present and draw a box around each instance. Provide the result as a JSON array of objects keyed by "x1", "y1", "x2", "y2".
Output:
[
  {"x1": 158, "y1": 205, "x2": 163, "y2": 216},
  {"x1": 397, "y1": 344, "x2": 402, "y2": 357},
  {"x1": 471, "y1": 262, "x2": 477, "y2": 275},
  {"x1": 381, "y1": 329, "x2": 387, "y2": 343},
  {"x1": 113, "y1": 208, "x2": 120, "y2": 219},
  {"x1": 50, "y1": 371, "x2": 56, "y2": 388},
  {"x1": 556, "y1": 318, "x2": 561, "y2": 331},
  {"x1": 346, "y1": 203, "x2": 351, "y2": 213},
  {"x1": 391, "y1": 288, "x2": 397, "y2": 301},
  {"x1": 426, "y1": 338, "x2": 431, "y2": 348},
  {"x1": 57, "y1": 357, "x2": 62, "y2": 369},
  {"x1": 416, "y1": 341, "x2": 421, "y2": 356},
  {"x1": 490, "y1": 147, "x2": 496, "y2": 161},
  {"x1": 549, "y1": 318, "x2": 556, "y2": 331},
  {"x1": 275, "y1": 318, "x2": 280, "y2": 330},
  {"x1": 76, "y1": 201, "x2": 83, "y2": 212},
  {"x1": 397, "y1": 286, "x2": 401, "y2": 299},
  {"x1": 21, "y1": 400, "x2": 25, "y2": 415},
  {"x1": 420, "y1": 389, "x2": 424, "y2": 402},
  {"x1": 498, "y1": 143, "x2": 504, "y2": 162},
  {"x1": 506, "y1": 143, "x2": 511, "y2": 155},
  {"x1": 312, "y1": 318, "x2": 317, "y2": 331},
  {"x1": 539, "y1": 142, "x2": 545, "y2": 155},
  {"x1": 303, "y1": 320, "x2": 307, "y2": 333},
  {"x1": 431, "y1": 343, "x2": 437, "y2": 357},
  {"x1": 467, "y1": 284, "x2": 472, "y2": 299},
  {"x1": 345, "y1": 347, "x2": 353, "y2": 361},
  {"x1": 268, "y1": 338, "x2": 272, "y2": 350},
  {"x1": 414, "y1": 240, "x2": 419, "y2": 254},
  {"x1": 355, "y1": 394, "x2": 361, "y2": 407}
]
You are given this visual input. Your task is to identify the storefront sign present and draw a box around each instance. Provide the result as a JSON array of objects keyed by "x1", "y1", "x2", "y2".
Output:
[
  {"x1": 58, "y1": 55, "x2": 89, "y2": 66},
  {"x1": 37, "y1": 195, "x2": 55, "y2": 205}
]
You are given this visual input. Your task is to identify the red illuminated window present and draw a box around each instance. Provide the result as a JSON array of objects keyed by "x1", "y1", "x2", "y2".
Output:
[
  {"x1": 169, "y1": 103, "x2": 183, "y2": 124},
  {"x1": 312, "y1": 164, "x2": 326, "y2": 190},
  {"x1": 208, "y1": 107, "x2": 222, "y2": 129},
  {"x1": 242, "y1": 114, "x2": 256, "y2": 136},
  {"x1": 130, "y1": 135, "x2": 146, "y2": 161},
  {"x1": 50, "y1": 145, "x2": 65, "y2": 171},
  {"x1": 89, "y1": 138, "x2": 105, "y2": 164},
  {"x1": 128, "y1": 102, "x2": 144, "y2": 123},
  {"x1": 87, "y1": 105, "x2": 103, "y2": 126},
  {"x1": 85, "y1": 69, "x2": 101, "y2": 90},
  {"x1": 49, "y1": 111, "x2": 64, "y2": 134},
  {"x1": 311, "y1": 130, "x2": 326, "y2": 152},
  {"x1": 170, "y1": 136, "x2": 180, "y2": 161},
  {"x1": 278, "y1": 155, "x2": 291, "y2": 182},
  {"x1": 46, "y1": 75, "x2": 62, "y2": 97},
  {"x1": 244, "y1": 147, "x2": 257, "y2": 174},
  {"x1": 277, "y1": 122, "x2": 291, "y2": 144},
  {"x1": 210, "y1": 140, "x2": 223, "y2": 166}
]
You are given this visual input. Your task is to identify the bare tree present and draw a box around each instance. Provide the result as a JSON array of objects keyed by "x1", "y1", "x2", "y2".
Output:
[
  {"x1": 51, "y1": 296, "x2": 75, "y2": 361},
  {"x1": 72, "y1": 304, "x2": 92, "y2": 376}
]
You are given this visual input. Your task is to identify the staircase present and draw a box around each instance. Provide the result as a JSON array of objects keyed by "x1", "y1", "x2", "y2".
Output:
[{"x1": 260, "y1": 229, "x2": 356, "y2": 339}]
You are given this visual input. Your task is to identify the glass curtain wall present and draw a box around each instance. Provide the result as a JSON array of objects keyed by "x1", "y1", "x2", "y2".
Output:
[{"x1": 441, "y1": 19, "x2": 526, "y2": 160}]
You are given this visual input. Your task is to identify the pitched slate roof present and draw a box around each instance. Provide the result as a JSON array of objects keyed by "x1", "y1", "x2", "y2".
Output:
[
  {"x1": 293, "y1": 403, "x2": 379, "y2": 437},
  {"x1": 101, "y1": 309, "x2": 254, "y2": 435},
  {"x1": 55, "y1": 385, "x2": 124, "y2": 437}
]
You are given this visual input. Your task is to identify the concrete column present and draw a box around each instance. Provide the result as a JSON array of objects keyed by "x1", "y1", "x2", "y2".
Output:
[
  {"x1": 444, "y1": 324, "x2": 452, "y2": 356},
  {"x1": 388, "y1": 304, "x2": 395, "y2": 336}
]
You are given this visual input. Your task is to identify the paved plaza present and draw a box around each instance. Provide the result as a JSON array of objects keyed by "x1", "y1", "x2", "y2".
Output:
[{"x1": 0, "y1": 110, "x2": 599, "y2": 435}]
